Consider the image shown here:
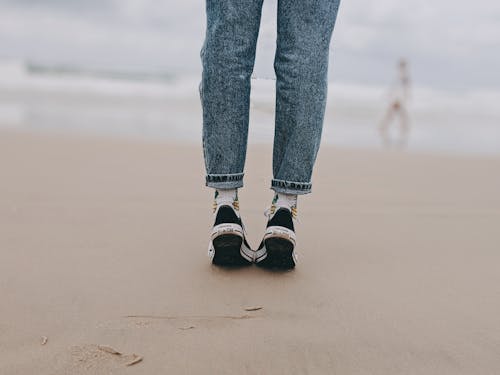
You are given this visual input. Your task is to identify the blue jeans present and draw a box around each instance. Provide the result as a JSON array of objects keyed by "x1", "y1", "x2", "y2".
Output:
[{"x1": 200, "y1": 0, "x2": 340, "y2": 195}]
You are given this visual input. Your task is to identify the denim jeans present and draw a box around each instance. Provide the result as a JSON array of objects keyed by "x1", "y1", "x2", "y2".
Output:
[{"x1": 200, "y1": 0, "x2": 341, "y2": 194}]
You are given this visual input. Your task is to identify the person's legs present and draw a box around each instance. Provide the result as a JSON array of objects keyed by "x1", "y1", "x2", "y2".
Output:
[
  {"x1": 200, "y1": 0, "x2": 264, "y2": 265},
  {"x1": 272, "y1": 0, "x2": 341, "y2": 195},
  {"x1": 256, "y1": 0, "x2": 341, "y2": 269},
  {"x1": 200, "y1": 0, "x2": 265, "y2": 190}
]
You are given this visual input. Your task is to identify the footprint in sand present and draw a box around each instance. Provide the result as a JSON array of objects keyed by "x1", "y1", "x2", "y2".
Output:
[{"x1": 65, "y1": 345, "x2": 141, "y2": 373}]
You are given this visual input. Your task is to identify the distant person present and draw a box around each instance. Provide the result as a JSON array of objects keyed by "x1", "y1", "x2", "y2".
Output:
[
  {"x1": 199, "y1": 1, "x2": 341, "y2": 269},
  {"x1": 379, "y1": 59, "x2": 411, "y2": 148}
]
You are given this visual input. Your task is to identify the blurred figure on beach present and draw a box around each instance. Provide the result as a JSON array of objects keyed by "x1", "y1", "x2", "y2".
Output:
[{"x1": 379, "y1": 58, "x2": 411, "y2": 148}]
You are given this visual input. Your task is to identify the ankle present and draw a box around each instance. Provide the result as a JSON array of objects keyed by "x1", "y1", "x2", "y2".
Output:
[
  {"x1": 273, "y1": 192, "x2": 297, "y2": 210},
  {"x1": 213, "y1": 188, "x2": 239, "y2": 211}
]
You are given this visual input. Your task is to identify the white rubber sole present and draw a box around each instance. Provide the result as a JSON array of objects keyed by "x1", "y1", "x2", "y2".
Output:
[{"x1": 208, "y1": 223, "x2": 254, "y2": 264}]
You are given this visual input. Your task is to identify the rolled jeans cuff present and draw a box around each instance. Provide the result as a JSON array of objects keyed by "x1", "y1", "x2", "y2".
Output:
[
  {"x1": 206, "y1": 173, "x2": 244, "y2": 189},
  {"x1": 271, "y1": 179, "x2": 312, "y2": 195}
]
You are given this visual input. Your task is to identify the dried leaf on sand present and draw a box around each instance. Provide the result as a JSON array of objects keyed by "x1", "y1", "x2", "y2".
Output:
[
  {"x1": 244, "y1": 307, "x2": 263, "y2": 312},
  {"x1": 125, "y1": 354, "x2": 143, "y2": 366},
  {"x1": 97, "y1": 345, "x2": 121, "y2": 355}
]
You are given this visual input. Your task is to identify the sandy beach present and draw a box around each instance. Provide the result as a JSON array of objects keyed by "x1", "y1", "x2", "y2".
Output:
[{"x1": 1, "y1": 130, "x2": 499, "y2": 374}]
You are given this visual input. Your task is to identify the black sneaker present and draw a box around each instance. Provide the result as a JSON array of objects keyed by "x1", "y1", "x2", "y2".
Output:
[
  {"x1": 208, "y1": 197, "x2": 253, "y2": 266},
  {"x1": 255, "y1": 203, "x2": 297, "y2": 269}
]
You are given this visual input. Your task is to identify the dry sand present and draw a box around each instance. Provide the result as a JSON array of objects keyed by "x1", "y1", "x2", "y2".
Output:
[{"x1": 1, "y1": 130, "x2": 499, "y2": 374}]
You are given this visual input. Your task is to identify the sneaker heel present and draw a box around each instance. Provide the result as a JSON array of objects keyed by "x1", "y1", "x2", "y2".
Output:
[
  {"x1": 261, "y1": 237, "x2": 296, "y2": 269},
  {"x1": 211, "y1": 234, "x2": 250, "y2": 266}
]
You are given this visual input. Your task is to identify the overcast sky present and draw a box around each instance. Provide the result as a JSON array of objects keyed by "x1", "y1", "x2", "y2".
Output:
[{"x1": 0, "y1": 0, "x2": 499, "y2": 91}]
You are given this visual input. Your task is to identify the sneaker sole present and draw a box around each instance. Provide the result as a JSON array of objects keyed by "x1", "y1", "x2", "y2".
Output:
[
  {"x1": 211, "y1": 234, "x2": 252, "y2": 266},
  {"x1": 258, "y1": 237, "x2": 296, "y2": 269}
]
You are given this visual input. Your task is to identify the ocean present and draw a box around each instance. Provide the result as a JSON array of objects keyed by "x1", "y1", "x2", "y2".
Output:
[{"x1": 1, "y1": 59, "x2": 499, "y2": 155}]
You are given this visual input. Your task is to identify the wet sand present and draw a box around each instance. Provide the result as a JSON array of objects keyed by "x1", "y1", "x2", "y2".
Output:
[{"x1": 1, "y1": 130, "x2": 499, "y2": 374}]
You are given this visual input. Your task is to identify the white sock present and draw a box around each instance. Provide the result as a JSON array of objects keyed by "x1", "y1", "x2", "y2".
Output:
[
  {"x1": 215, "y1": 188, "x2": 238, "y2": 206},
  {"x1": 273, "y1": 192, "x2": 297, "y2": 211}
]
